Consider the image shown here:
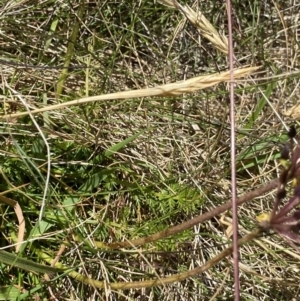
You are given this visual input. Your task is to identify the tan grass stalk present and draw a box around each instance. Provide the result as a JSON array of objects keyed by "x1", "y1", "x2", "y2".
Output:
[
  {"x1": 37, "y1": 229, "x2": 262, "y2": 290},
  {"x1": 5, "y1": 66, "x2": 259, "y2": 119},
  {"x1": 0, "y1": 190, "x2": 26, "y2": 253},
  {"x1": 159, "y1": 0, "x2": 228, "y2": 54}
]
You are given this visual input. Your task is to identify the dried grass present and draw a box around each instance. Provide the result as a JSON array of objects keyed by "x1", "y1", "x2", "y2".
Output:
[
  {"x1": 4, "y1": 66, "x2": 259, "y2": 119},
  {"x1": 159, "y1": 0, "x2": 228, "y2": 53}
]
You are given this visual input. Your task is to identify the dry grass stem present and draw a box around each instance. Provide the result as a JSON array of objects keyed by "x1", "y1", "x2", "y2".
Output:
[
  {"x1": 159, "y1": 0, "x2": 228, "y2": 53},
  {"x1": 5, "y1": 66, "x2": 259, "y2": 119},
  {"x1": 39, "y1": 228, "x2": 262, "y2": 290}
]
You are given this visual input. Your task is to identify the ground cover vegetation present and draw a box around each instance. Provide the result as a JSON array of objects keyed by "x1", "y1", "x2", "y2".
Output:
[{"x1": 0, "y1": 0, "x2": 300, "y2": 300}]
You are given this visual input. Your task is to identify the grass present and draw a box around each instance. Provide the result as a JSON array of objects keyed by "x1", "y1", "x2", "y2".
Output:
[{"x1": 0, "y1": 0, "x2": 300, "y2": 300}]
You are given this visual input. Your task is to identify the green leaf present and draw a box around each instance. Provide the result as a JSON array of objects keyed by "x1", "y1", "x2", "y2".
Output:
[
  {"x1": 30, "y1": 220, "x2": 53, "y2": 237},
  {"x1": 103, "y1": 131, "x2": 143, "y2": 158},
  {"x1": 0, "y1": 250, "x2": 65, "y2": 274},
  {"x1": 32, "y1": 138, "x2": 45, "y2": 159},
  {"x1": 79, "y1": 168, "x2": 115, "y2": 193},
  {"x1": 242, "y1": 80, "x2": 278, "y2": 132},
  {"x1": 237, "y1": 152, "x2": 281, "y2": 171},
  {"x1": 18, "y1": 220, "x2": 53, "y2": 253},
  {"x1": 44, "y1": 18, "x2": 59, "y2": 50},
  {"x1": 62, "y1": 196, "x2": 80, "y2": 211},
  {"x1": 0, "y1": 286, "x2": 20, "y2": 300}
]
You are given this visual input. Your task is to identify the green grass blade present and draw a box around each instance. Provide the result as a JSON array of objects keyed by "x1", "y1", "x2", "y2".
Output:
[
  {"x1": 103, "y1": 131, "x2": 143, "y2": 158},
  {"x1": 0, "y1": 250, "x2": 65, "y2": 274},
  {"x1": 243, "y1": 80, "x2": 278, "y2": 130}
]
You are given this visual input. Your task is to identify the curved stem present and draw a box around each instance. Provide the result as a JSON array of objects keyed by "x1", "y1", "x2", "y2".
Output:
[
  {"x1": 94, "y1": 179, "x2": 278, "y2": 249},
  {"x1": 37, "y1": 228, "x2": 262, "y2": 289}
]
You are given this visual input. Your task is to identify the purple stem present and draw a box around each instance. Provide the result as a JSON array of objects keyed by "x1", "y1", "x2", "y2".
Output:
[{"x1": 226, "y1": 0, "x2": 240, "y2": 299}]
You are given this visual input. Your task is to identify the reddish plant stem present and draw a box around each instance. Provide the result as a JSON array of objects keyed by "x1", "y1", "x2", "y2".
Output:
[
  {"x1": 107, "y1": 179, "x2": 279, "y2": 249},
  {"x1": 226, "y1": 0, "x2": 240, "y2": 298}
]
